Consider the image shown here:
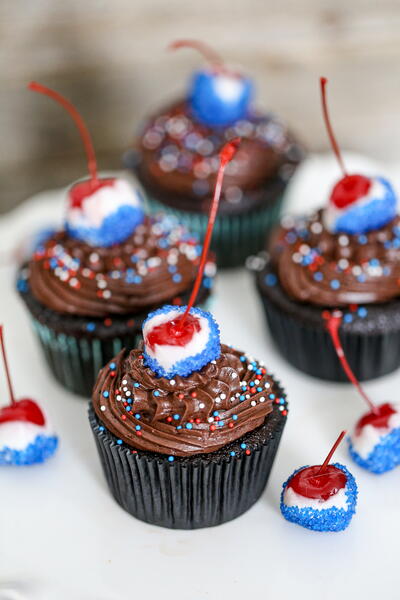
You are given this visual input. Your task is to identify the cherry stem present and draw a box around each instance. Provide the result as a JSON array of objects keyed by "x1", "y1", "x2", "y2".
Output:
[
  {"x1": 320, "y1": 77, "x2": 347, "y2": 177},
  {"x1": 180, "y1": 138, "x2": 241, "y2": 327},
  {"x1": 324, "y1": 312, "x2": 377, "y2": 413},
  {"x1": 169, "y1": 39, "x2": 227, "y2": 74},
  {"x1": 319, "y1": 430, "x2": 346, "y2": 474},
  {"x1": 28, "y1": 81, "x2": 98, "y2": 186},
  {"x1": 0, "y1": 326, "x2": 16, "y2": 406}
]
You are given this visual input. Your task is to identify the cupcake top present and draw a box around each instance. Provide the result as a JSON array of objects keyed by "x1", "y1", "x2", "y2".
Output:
[
  {"x1": 271, "y1": 202, "x2": 400, "y2": 307},
  {"x1": 28, "y1": 211, "x2": 209, "y2": 317},
  {"x1": 92, "y1": 306, "x2": 281, "y2": 456}
]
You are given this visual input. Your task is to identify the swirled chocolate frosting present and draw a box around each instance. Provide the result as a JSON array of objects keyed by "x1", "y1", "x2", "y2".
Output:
[
  {"x1": 273, "y1": 211, "x2": 400, "y2": 307},
  {"x1": 92, "y1": 345, "x2": 279, "y2": 456},
  {"x1": 28, "y1": 215, "x2": 214, "y2": 317},
  {"x1": 130, "y1": 100, "x2": 303, "y2": 212}
]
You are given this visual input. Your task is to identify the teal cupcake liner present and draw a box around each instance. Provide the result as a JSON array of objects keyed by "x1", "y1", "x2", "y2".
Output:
[
  {"x1": 147, "y1": 195, "x2": 284, "y2": 268},
  {"x1": 32, "y1": 319, "x2": 141, "y2": 397}
]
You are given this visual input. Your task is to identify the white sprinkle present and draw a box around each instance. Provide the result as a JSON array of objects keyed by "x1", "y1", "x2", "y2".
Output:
[
  {"x1": 199, "y1": 402, "x2": 205, "y2": 409},
  {"x1": 220, "y1": 393, "x2": 226, "y2": 400},
  {"x1": 103, "y1": 290, "x2": 111, "y2": 299},
  {"x1": 123, "y1": 387, "x2": 128, "y2": 392},
  {"x1": 246, "y1": 394, "x2": 250, "y2": 399},
  {"x1": 251, "y1": 400, "x2": 257, "y2": 407},
  {"x1": 97, "y1": 280, "x2": 107, "y2": 289},
  {"x1": 208, "y1": 417, "x2": 214, "y2": 423},
  {"x1": 100, "y1": 405, "x2": 106, "y2": 412},
  {"x1": 126, "y1": 391, "x2": 131, "y2": 397},
  {"x1": 122, "y1": 380, "x2": 127, "y2": 385},
  {"x1": 260, "y1": 397, "x2": 266, "y2": 403},
  {"x1": 339, "y1": 235, "x2": 349, "y2": 247},
  {"x1": 248, "y1": 365, "x2": 254, "y2": 371},
  {"x1": 292, "y1": 252, "x2": 302, "y2": 264},
  {"x1": 264, "y1": 382, "x2": 271, "y2": 388},
  {"x1": 116, "y1": 395, "x2": 122, "y2": 401},
  {"x1": 90, "y1": 252, "x2": 99, "y2": 263},
  {"x1": 215, "y1": 398, "x2": 221, "y2": 404},
  {"x1": 169, "y1": 379, "x2": 176, "y2": 386},
  {"x1": 311, "y1": 221, "x2": 323, "y2": 234},
  {"x1": 299, "y1": 244, "x2": 310, "y2": 255},
  {"x1": 231, "y1": 373, "x2": 238, "y2": 379}
]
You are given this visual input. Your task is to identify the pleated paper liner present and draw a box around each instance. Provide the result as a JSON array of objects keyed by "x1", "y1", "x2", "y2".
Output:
[
  {"x1": 146, "y1": 195, "x2": 284, "y2": 269},
  {"x1": 256, "y1": 267, "x2": 400, "y2": 382},
  {"x1": 88, "y1": 398, "x2": 287, "y2": 529}
]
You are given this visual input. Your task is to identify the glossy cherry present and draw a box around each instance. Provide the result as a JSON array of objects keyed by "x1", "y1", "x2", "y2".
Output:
[
  {"x1": 146, "y1": 314, "x2": 201, "y2": 351},
  {"x1": 320, "y1": 77, "x2": 372, "y2": 209},
  {"x1": 28, "y1": 81, "x2": 112, "y2": 209},
  {"x1": 355, "y1": 402, "x2": 397, "y2": 435},
  {"x1": 0, "y1": 325, "x2": 46, "y2": 427},
  {"x1": 288, "y1": 430, "x2": 347, "y2": 500}
]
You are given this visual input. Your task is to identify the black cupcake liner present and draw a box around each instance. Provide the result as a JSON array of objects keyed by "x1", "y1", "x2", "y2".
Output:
[
  {"x1": 88, "y1": 399, "x2": 287, "y2": 529},
  {"x1": 256, "y1": 266, "x2": 400, "y2": 381}
]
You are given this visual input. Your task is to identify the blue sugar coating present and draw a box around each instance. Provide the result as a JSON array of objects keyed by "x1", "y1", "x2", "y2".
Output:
[
  {"x1": 0, "y1": 435, "x2": 58, "y2": 466},
  {"x1": 66, "y1": 204, "x2": 144, "y2": 247},
  {"x1": 348, "y1": 428, "x2": 400, "y2": 474},
  {"x1": 333, "y1": 177, "x2": 397, "y2": 235},
  {"x1": 280, "y1": 463, "x2": 358, "y2": 532},
  {"x1": 189, "y1": 70, "x2": 254, "y2": 127},
  {"x1": 143, "y1": 305, "x2": 220, "y2": 379}
]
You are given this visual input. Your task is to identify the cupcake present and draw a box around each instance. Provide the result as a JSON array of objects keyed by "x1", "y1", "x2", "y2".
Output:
[
  {"x1": 90, "y1": 138, "x2": 288, "y2": 528},
  {"x1": 17, "y1": 82, "x2": 215, "y2": 397},
  {"x1": 124, "y1": 39, "x2": 304, "y2": 268},
  {"x1": 89, "y1": 305, "x2": 287, "y2": 528},
  {"x1": 256, "y1": 78, "x2": 400, "y2": 381}
]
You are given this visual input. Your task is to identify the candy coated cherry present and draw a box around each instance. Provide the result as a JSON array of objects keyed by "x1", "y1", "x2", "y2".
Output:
[
  {"x1": 288, "y1": 465, "x2": 347, "y2": 501},
  {"x1": 69, "y1": 177, "x2": 116, "y2": 209},
  {"x1": 0, "y1": 398, "x2": 45, "y2": 426},
  {"x1": 355, "y1": 402, "x2": 396, "y2": 435},
  {"x1": 145, "y1": 314, "x2": 201, "y2": 351},
  {"x1": 330, "y1": 174, "x2": 371, "y2": 209}
]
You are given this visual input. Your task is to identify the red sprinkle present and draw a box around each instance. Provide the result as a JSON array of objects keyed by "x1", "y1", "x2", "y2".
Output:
[
  {"x1": 104, "y1": 318, "x2": 112, "y2": 327},
  {"x1": 210, "y1": 424, "x2": 216, "y2": 431}
]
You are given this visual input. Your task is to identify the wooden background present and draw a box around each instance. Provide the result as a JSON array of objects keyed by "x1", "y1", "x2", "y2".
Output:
[{"x1": 1, "y1": 0, "x2": 400, "y2": 213}]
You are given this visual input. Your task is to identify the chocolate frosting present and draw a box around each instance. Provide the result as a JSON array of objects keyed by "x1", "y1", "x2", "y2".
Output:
[
  {"x1": 130, "y1": 100, "x2": 303, "y2": 213},
  {"x1": 28, "y1": 216, "x2": 211, "y2": 317},
  {"x1": 92, "y1": 344, "x2": 279, "y2": 456},
  {"x1": 273, "y1": 211, "x2": 400, "y2": 307}
]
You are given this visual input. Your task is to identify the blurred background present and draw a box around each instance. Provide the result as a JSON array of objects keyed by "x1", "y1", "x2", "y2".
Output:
[{"x1": 1, "y1": 0, "x2": 400, "y2": 214}]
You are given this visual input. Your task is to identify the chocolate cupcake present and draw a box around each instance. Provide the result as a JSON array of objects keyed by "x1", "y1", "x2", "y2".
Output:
[
  {"x1": 124, "y1": 40, "x2": 304, "y2": 268},
  {"x1": 89, "y1": 305, "x2": 288, "y2": 528},
  {"x1": 17, "y1": 83, "x2": 215, "y2": 397},
  {"x1": 256, "y1": 78, "x2": 400, "y2": 381}
]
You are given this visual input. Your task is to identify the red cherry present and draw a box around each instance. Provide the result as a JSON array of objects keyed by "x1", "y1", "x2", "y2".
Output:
[
  {"x1": 69, "y1": 177, "x2": 116, "y2": 209},
  {"x1": 330, "y1": 174, "x2": 372, "y2": 209},
  {"x1": 288, "y1": 465, "x2": 347, "y2": 501},
  {"x1": 355, "y1": 402, "x2": 396, "y2": 435},
  {"x1": 0, "y1": 399, "x2": 45, "y2": 427},
  {"x1": 145, "y1": 314, "x2": 201, "y2": 351}
]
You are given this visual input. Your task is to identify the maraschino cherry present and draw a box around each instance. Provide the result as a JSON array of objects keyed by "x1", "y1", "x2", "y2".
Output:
[
  {"x1": 143, "y1": 138, "x2": 240, "y2": 378},
  {"x1": 320, "y1": 77, "x2": 371, "y2": 210},
  {"x1": 0, "y1": 325, "x2": 45, "y2": 427},
  {"x1": 324, "y1": 311, "x2": 400, "y2": 473},
  {"x1": 287, "y1": 431, "x2": 347, "y2": 501},
  {"x1": 169, "y1": 39, "x2": 253, "y2": 127},
  {"x1": 28, "y1": 82, "x2": 144, "y2": 247}
]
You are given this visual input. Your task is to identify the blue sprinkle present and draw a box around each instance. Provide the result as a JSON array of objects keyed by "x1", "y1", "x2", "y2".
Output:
[
  {"x1": 213, "y1": 411, "x2": 219, "y2": 417},
  {"x1": 185, "y1": 423, "x2": 193, "y2": 430},
  {"x1": 109, "y1": 362, "x2": 116, "y2": 370},
  {"x1": 257, "y1": 387, "x2": 262, "y2": 392},
  {"x1": 135, "y1": 425, "x2": 141, "y2": 431},
  {"x1": 369, "y1": 258, "x2": 380, "y2": 267},
  {"x1": 176, "y1": 425, "x2": 182, "y2": 430},
  {"x1": 313, "y1": 272, "x2": 324, "y2": 282},
  {"x1": 168, "y1": 265, "x2": 177, "y2": 273},
  {"x1": 358, "y1": 307, "x2": 368, "y2": 318},
  {"x1": 135, "y1": 413, "x2": 141, "y2": 419},
  {"x1": 172, "y1": 273, "x2": 182, "y2": 283},
  {"x1": 358, "y1": 235, "x2": 367, "y2": 244},
  {"x1": 154, "y1": 390, "x2": 160, "y2": 397},
  {"x1": 330, "y1": 279, "x2": 340, "y2": 290},
  {"x1": 232, "y1": 415, "x2": 238, "y2": 421},
  {"x1": 86, "y1": 322, "x2": 96, "y2": 332},
  {"x1": 103, "y1": 391, "x2": 109, "y2": 398},
  {"x1": 256, "y1": 369, "x2": 262, "y2": 375},
  {"x1": 99, "y1": 426, "x2": 105, "y2": 432},
  {"x1": 168, "y1": 456, "x2": 175, "y2": 462},
  {"x1": 357, "y1": 274, "x2": 366, "y2": 283},
  {"x1": 173, "y1": 414, "x2": 180, "y2": 420},
  {"x1": 344, "y1": 314, "x2": 353, "y2": 323},
  {"x1": 265, "y1": 273, "x2": 277, "y2": 287},
  {"x1": 240, "y1": 356, "x2": 246, "y2": 362},
  {"x1": 125, "y1": 406, "x2": 131, "y2": 412},
  {"x1": 239, "y1": 395, "x2": 245, "y2": 402},
  {"x1": 241, "y1": 443, "x2": 247, "y2": 449},
  {"x1": 269, "y1": 394, "x2": 276, "y2": 400},
  {"x1": 230, "y1": 451, "x2": 236, "y2": 457},
  {"x1": 279, "y1": 398, "x2": 285, "y2": 405},
  {"x1": 218, "y1": 421, "x2": 225, "y2": 427},
  {"x1": 133, "y1": 275, "x2": 142, "y2": 284},
  {"x1": 117, "y1": 439, "x2": 123, "y2": 445},
  {"x1": 126, "y1": 398, "x2": 132, "y2": 404},
  {"x1": 134, "y1": 383, "x2": 140, "y2": 388}
]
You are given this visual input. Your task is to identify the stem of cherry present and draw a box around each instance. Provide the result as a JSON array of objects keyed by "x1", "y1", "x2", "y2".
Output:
[
  {"x1": 320, "y1": 77, "x2": 347, "y2": 177},
  {"x1": 319, "y1": 430, "x2": 346, "y2": 474},
  {"x1": 0, "y1": 326, "x2": 16, "y2": 406},
  {"x1": 169, "y1": 39, "x2": 227, "y2": 74},
  {"x1": 28, "y1": 81, "x2": 98, "y2": 186}
]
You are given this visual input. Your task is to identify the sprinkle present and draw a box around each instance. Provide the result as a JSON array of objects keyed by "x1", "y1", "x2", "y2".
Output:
[
  {"x1": 232, "y1": 415, "x2": 238, "y2": 421},
  {"x1": 154, "y1": 390, "x2": 160, "y2": 396},
  {"x1": 135, "y1": 425, "x2": 141, "y2": 431},
  {"x1": 265, "y1": 273, "x2": 277, "y2": 286},
  {"x1": 98, "y1": 426, "x2": 105, "y2": 432},
  {"x1": 199, "y1": 403, "x2": 205, "y2": 409},
  {"x1": 86, "y1": 323, "x2": 96, "y2": 332},
  {"x1": 102, "y1": 391, "x2": 109, "y2": 398},
  {"x1": 109, "y1": 362, "x2": 116, "y2": 370},
  {"x1": 358, "y1": 307, "x2": 368, "y2": 318},
  {"x1": 100, "y1": 405, "x2": 106, "y2": 412},
  {"x1": 173, "y1": 414, "x2": 180, "y2": 420},
  {"x1": 185, "y1": 423, "x2": 193, "y2": 430},
  {"x1": 169, "y1": 379, "x2": 176, "y2": 385},
  {"x1": 117, "y1": 439, "x2": 123, "y2": 445},
  {"x1": 213, "y1": 411, "x2": 219, "y2": 417},
  {"x1": 168, "y1": 456, "x2": 175, "y2": 462},
  {"x1": 241, "y1": 443, "x2": 247, "y2": 450},
  {"x1": 230, "y1": 451, "x2": 236, "y2": 457},
  {"x1": 330, "y1": 279, "x2": 340, "y2": 290}
]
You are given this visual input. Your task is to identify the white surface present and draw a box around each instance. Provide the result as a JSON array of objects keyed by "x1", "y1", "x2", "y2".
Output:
[{"x1": 0, "y1": 156, "x2": 400, "y2": 600}]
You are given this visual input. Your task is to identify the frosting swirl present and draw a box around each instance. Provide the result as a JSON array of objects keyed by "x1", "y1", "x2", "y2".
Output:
[
  {"x1": 129, "y1": 100, "x2": 303, "y2": 213},
  {"x1": 273, "y1": 211, "x2": 400, "y2": 307},
  {"x1": 92, "y1": 344, "x2": 279, "y2": 456},
  {"x1": 28, "y1": 215, "x2": 214, "y2": 317}
]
